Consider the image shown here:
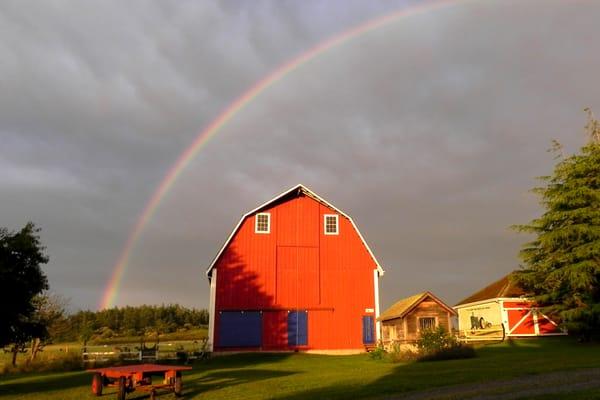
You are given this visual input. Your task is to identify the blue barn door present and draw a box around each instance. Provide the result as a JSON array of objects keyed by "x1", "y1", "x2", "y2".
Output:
[
  {"x1": 218, "y1": 311, "x2": 262, "y2": 347},
  {"x1": 362, "y1": 316, "x2": 374, "y2": 344},
  {"x1": 288, "y1": 311, "x2": 308, "y2": 346}
]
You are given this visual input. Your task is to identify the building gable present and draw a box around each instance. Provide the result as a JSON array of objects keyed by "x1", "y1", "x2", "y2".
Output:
[
  {"x1": 379, "y1": 291, "x2": 456, "y2": 322},
  {"x1": 206, "y1": 184, "x2": 384, "y2": 278},
  {"x1": 455, "y1": 273, "x2": 526, "y2": 307}
]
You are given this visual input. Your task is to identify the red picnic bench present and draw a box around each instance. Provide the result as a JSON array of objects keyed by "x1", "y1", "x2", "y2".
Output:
[{"x1": 88, "y1": 363, "x2": 192, "y2": 399}]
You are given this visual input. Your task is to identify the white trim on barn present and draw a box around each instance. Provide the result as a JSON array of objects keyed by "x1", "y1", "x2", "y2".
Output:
[
  {"x1": 533, "y1": 311, "x2": 540, "y2": 335},
  {"x1": 207, "y1": 269, "x2": 217, "y2": 351},
  {"x1": 500, "y1": 299, "x2": 510, "y2": 330},
  {"x1": 205, "y1": 184, "x2": 385, "y2": 278},
  {"x1": 454, "y1": 297, "x2": 533, "y2": 310},
  {"x1": 374, "y1": 269, "x2": 381, "y2": 341}
]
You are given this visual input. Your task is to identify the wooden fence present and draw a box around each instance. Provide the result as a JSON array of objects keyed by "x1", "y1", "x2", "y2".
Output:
[{"x1": 82, "y1": 339, "x2": 209, "y2": 364}]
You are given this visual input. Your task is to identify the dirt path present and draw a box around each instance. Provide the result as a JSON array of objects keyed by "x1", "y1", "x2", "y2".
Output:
[{"x1": 387, "y1": 368, "x2": 600, "y2": 400}]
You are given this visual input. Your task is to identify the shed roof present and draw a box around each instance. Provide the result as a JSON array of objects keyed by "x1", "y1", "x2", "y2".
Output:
[
  {"x1": 455, "y1": 273, "x2": 526, "y2": 307},
  {"x1": 378, "y1": 291, "x2": 456, "y2": 322},
  {"x1": 205, "y1": 184, "x2": 384, "y2": 278}
]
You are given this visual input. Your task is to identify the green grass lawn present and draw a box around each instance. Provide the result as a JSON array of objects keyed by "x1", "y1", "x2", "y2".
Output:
[{"x1": 1, "y1": 338, "x2": 600, "y2": 399}]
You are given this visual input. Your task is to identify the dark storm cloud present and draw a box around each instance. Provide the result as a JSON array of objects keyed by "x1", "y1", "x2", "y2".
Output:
[{"x1": 1, "y1": 0, "x2": 599, "y2": 310}]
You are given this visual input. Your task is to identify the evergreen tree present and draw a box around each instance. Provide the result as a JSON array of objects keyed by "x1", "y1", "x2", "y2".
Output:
[{"x1": 513, "y1": 110, "x2": 600, "y2": 338}]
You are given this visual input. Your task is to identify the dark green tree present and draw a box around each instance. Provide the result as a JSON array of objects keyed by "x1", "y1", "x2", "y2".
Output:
[
  {"x1": 0, "y1": 223, "x2": 49, "y2": 364},
  {"x1": 513, "y1": 110, "x2": 600, "y2": 339}
]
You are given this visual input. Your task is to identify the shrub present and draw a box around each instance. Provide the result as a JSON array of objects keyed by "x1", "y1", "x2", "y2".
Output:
[
  {"x1": 416, "y1": 326, "x2": 475, "y2": 362},
  {"x1": 384, "y1": 342, "x2": 419, "y2": 363},
  {"x1": 369, "y1": 343, "x2": 387, "y2": 360},
  {"x1": 417, "y1": 326, "x2": 455, "y2": 353}
]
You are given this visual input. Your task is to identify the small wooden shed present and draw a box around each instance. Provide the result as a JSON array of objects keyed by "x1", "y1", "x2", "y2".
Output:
[{"x1": 378, "y1": 292, "x2": 456, "y2": 344}]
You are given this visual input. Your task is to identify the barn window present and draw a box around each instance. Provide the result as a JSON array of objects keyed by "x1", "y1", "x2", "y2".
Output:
[
  {"x1": 255, "y1": 213, "x2": 270, "y2": 233},
  {"x1": 418, "y1": 317, "x2": 436, "y2": 331},
  {"x1": 324, "y1": 214, "x2": 339, "y2": 235}
]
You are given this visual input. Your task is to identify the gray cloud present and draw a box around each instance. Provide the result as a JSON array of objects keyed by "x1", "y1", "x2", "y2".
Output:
[{"x1": 1, "y1": 0, "x2": 599, "y2": 310}]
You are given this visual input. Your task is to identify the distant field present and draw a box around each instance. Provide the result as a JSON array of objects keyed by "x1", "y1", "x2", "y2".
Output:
[
  {"x1": 1, "y1": 338, "x2": 600, "y2": 399},
  {"x1": 86, "y1": 327, "x2": 208, "y2": 345},
  {"x1": 0, "y1": 328, "x2": 207, "y2": 370}
]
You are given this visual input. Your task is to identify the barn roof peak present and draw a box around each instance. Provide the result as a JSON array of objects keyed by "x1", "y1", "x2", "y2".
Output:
[
  {"x1": 205, "y1": 183, "x2": 384, "y2": 278},
  {"x1": 257, "y1": 183, "x2": 344, "y2": 215}
]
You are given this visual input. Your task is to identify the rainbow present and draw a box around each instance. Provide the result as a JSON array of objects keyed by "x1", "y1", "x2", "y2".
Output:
[{"x1": 99, "y1": 0, "x2": 466, "y2": 309}]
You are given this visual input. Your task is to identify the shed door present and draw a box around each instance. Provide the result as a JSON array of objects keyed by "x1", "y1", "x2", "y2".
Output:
[
  {"x1": 288, "y1": 311, "x2": 308, "y2": 346},
  {"x1": 362, "y1": 316, "x2": 374, "y2": 344},
  {"x1": 218, "y1": 311, "x2": 262, "y2": 347}
]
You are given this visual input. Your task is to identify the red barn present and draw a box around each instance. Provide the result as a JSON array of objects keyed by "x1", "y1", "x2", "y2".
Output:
[{"x1": 206, "y1": 184, "x2": 384, "y2": 352}]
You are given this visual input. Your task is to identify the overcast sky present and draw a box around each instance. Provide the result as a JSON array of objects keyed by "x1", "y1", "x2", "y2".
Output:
[{"x1": 1, "y1": 0, "x2": 599, "y2": 311}]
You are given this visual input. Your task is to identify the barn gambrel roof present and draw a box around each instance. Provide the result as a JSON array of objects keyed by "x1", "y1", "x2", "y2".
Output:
[{"x1": 205, "y1": 184, "x2": 384, "y2": 279}]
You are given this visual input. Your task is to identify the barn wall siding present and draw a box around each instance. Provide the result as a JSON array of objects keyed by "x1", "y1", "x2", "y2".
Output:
[{"x1": 213, "y1": 193, "x2": 377, "y2": 351}]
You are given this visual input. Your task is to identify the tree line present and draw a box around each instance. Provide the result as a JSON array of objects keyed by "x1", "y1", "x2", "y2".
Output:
[{"x1": 51, "y1": 304, "x2": 209, "y2": 343}]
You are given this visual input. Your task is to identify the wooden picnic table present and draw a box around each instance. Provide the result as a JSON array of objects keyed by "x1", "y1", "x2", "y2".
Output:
[{"x1": 88, "y1": 363, "x2": 192, "y2": 399}]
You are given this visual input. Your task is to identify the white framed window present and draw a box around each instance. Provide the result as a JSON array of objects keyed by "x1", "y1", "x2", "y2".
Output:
[
  {"x1": 255, "y1": 213, "x2": 270, "y2": 233},
  {"x1": 324, "y1": 214, "x2": 339, "y2": 235},
  {"x1": 418, "y1": 317, "x2": 437, "y2": 331}
]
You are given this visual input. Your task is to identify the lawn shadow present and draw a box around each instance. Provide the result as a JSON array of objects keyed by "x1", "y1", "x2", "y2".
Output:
[
  {"x1": 193, "y1": 352, "x2": 293, "y2": 370},
  {"x1": 0, "y1": 371, "x2": 89, "y2": 396},
  {"x1": 183, "y1": 368, "x2": 298, "y2": 398}
]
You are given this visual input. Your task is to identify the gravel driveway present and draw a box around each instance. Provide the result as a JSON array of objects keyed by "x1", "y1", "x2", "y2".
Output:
[{"x1": 385, "y1": 368, "x2": 600, "y2": 400}]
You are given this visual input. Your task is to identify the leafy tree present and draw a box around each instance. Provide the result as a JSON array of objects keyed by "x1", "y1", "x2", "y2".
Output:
[
  {"x1": 28, "y1": 293, "x2": 69, "y2": 361},
  {"x1": 513, "y1": 110, "x2": 600, "y2": 339},
  {"x1": 0, "y1": 223, "x2": 49, "y2": 364}
]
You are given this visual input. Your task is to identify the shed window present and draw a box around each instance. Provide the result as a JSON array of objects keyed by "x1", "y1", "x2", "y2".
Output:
[
  {"x1": 419, "y1": 317, "x2": 436, "y2": 331},
  {"x1": 324, "y1": 214, "x2": 339, "y2": 235},
  {"x1": 255, "y1": 213, "x2": 270, "y2": 233}
]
